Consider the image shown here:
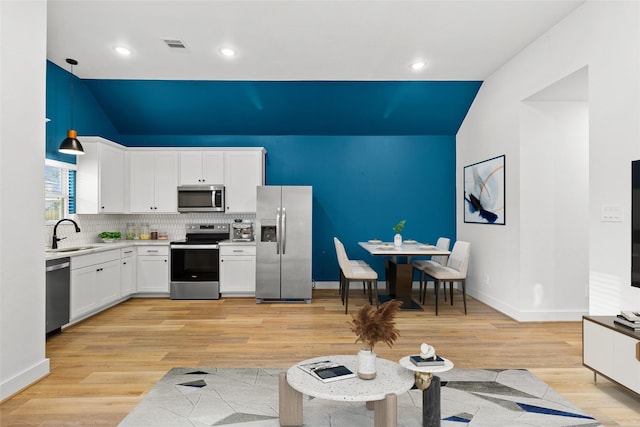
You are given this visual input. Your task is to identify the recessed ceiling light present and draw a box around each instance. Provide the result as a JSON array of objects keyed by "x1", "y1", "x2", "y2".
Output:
[
  {"x1": 114, "y1": 46, "x2": 132, "y2": 56},
  {"x1": 220, "y1": 48, "x2": 236, "y2": 57},
  {"x1": 411, "y1": 61, "x2": 426, "y2": 71}
]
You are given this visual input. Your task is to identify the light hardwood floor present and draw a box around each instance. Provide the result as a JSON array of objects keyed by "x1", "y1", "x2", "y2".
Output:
[{"x1": 1, "y1": 289, "x2": 639, "y2": 426}]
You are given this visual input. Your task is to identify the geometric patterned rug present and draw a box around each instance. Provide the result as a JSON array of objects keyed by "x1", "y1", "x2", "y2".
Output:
[{"x1": 118, "y1": 367, "x2": 601, "y2": 427}]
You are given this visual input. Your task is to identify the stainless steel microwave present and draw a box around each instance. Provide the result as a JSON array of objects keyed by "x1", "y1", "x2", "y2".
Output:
[{"x1": 177, "y1": 185, "x2": 225, "y2": 212}]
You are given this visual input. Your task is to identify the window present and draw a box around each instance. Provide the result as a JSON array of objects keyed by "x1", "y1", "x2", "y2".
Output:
[{"x1": 45, "y1": 160, "x2": 76, "y2": 222}]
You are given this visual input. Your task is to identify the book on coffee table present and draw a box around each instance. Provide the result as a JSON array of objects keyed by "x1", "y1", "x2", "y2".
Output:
[
  {"x1": 614, "y1": 317, "x2": 640, "y2": 330},
  {"x1": 619, "y1": 311, "x2": 640, "y2": 323},
  {"x1": 297, "y1": 360, "x2": 356, "y2": 383},
  {"x1": 410, "y1": 355, "x2": 446, "y2": 367}
]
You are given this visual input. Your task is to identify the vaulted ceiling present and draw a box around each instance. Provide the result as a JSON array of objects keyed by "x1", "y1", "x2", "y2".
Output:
[{"x1": 46, "y1": 1, "x2": 584, "y2": 135}]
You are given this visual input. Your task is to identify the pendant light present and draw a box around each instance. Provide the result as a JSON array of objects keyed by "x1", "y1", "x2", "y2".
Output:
[{"x1": 58, "y1": 58, "x2": 84, "y2": 155}]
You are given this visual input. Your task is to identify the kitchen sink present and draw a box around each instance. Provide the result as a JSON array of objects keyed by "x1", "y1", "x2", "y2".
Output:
[{"x1": 46, "y1": 245, "x2": 98, "y2": 253}]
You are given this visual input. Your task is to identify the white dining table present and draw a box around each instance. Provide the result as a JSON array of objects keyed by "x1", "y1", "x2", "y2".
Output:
[{"x1": 358, "y1": 241, "x2": 450, "y2": 310}]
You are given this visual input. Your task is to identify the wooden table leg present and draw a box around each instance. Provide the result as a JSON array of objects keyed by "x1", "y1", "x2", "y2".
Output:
[
  {"x1": 279, "y1": 371, "x2": 303, "y2": 427},
  {"x1": 388, "y1": 261, "x2": 415, "y2": 309},
  {"x1": 373, "y1": 393, "x2": 397, "y2": 427}
]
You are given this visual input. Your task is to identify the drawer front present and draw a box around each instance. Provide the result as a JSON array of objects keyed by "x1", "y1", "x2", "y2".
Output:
[
  {"x1": 120, "y1": 247, "x2": 135, "y2": 258},
  {"x1": 220, "y1": 245, "x2": 256, "y2": 256},
  {"x1": 72, "y1": 249, "x2": 120, "y2": 270},
  {"x1": 137, "y1": 246, "x2": 169, "y2": 256}
]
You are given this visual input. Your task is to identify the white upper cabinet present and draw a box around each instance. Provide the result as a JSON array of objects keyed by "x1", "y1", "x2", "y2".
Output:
[
  {"x1": 129, "y1": 151, "x2": 179, "y2": 213},
  {"x1": 224, "y1": 149, "x2": 265, "y2": 213},
  {"x1": 76, "y1": 137, "x2": 126, "y2": 213},
  {"x1": 179, "y1": 151, "x2": 224, "y2": 185}
]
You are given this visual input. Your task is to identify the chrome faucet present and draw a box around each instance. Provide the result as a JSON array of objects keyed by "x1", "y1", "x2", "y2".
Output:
[{"x1": 52, "y1": 218, "x2": 81, "y2": 249}]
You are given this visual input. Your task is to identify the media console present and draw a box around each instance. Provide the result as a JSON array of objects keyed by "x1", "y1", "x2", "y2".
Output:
[{"x1": 582, "y1": 316, "x2": 640, "y2": 395}]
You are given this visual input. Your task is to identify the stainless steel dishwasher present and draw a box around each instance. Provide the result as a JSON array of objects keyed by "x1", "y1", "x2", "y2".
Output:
[{"x1": 46, "y1": 257, "x2": 70, "y2": 336}]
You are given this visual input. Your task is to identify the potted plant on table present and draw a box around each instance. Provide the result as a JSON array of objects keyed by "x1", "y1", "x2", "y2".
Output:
[
  {"x1": 348, "y1": 300, "x2": 402, "y2": 379},
  {"x1": 393, "y1": 220, "x2": 406, "y2": 247}
]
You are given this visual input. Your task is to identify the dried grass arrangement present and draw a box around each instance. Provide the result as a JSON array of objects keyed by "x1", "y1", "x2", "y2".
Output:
[{"x1": 348, "y1": 300, "x2": 402, "y2": 351}]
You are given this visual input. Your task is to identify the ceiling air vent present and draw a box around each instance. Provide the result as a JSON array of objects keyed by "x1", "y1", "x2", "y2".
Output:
[{"x1": 162, "y1": 38, "x2": 187, "y2": 49}]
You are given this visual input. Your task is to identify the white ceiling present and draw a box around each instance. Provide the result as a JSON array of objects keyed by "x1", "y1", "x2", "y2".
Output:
[{"x1": 47, "y1": 0, "x2": 585, "y2": 81}]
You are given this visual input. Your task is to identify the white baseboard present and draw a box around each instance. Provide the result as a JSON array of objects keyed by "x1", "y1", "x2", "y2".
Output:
[
  {"x1": 1, "y1": 358, "x2": 50, "y2": 401},
  {"x1": 468, "y1": 289, "x2": 587, "y2": 322}
]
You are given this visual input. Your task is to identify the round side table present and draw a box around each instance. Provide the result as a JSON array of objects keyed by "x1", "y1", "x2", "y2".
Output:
[{"x1": 399, "y1": 356, "x2": 454, "y2": 427}]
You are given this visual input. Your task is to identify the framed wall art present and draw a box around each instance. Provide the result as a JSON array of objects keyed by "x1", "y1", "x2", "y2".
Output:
[{"x1": 463, "y1": 155, "x2": 505, "y2": 225}]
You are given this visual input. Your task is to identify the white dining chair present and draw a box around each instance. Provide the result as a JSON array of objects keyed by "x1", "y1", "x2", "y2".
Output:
[
  {"x1": 418, "y1": 240, "x2": 470, "y2": 315},
  {"x1": 333, "y1": 237, "x2": 369, "y2": 298},
  {"x1": 411, "y1": 237, "x2": 450, "y2": 304},
  {"x1": 334, "y1": 237, "x2": 379, "y2": 314}
]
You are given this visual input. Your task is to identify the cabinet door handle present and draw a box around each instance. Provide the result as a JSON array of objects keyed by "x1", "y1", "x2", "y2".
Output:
[
  {"x1": 233, "y1": 250, "x2": 243, "y2": 253},
  {"x1": 637, "y1": 342, "x2": 640, "y2": 362},
  {"x1": 147, "y1": 250, "x2": 159, "y2": 253}
]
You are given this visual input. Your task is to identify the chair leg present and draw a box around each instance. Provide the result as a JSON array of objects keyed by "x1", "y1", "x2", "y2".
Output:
[
  {"x1": 462, "y1": 280, "x2": 467, "y2": 314},
  {"x1": 366, "y1": 281, "x2": 372, "y2": 304},
  {"x1": 344, "y1": 279, "x2": 350, "y2": 314},
  {"x1": 449, "y1": 281, "x2": 454, "y2": 305},
  {"x1": 434, "y1": 279, "x2": 439, "y2": 315},
  {"x1": 373, "y1": 280, "x2": 379, "y2": 307},
  {"x1": 340, "y1": 270, "x2": 345, "y2": 304}
]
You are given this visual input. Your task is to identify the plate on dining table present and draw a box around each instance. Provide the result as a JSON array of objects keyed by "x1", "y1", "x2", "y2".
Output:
[
  {"x1": 418, "y1": 244, "x2": 434, "y2": 249},
  {"x1": 368, "y1": 239, "x2": 382, "y2": 244},
  {"x1": 376, "y1": 244, "x2": 394, "y2": 250},
  {"x1": 404, "y1": 239, "x2": 417, "y2": 245}
]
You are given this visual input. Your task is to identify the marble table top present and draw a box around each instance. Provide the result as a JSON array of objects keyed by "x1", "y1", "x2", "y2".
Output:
[
  {"x1": 286, "y1": 355, "x2": 414, "y2": 402},
  {"x1": 398, "y1": 355, "x2": 454, "y2": 374}
]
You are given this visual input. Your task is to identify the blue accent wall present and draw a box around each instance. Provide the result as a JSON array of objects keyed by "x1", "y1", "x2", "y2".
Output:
[
  {"x1": 83, "y1": 79, "x2": 481, "y2": 135},
  {"x1": 45, "y1": 60, "x2": 476, "y2": 282},
  {"x1": 45, "y1": 61, "x2": 119, "y2": 163},
  {"x1": 121, "y1": 134, "x2": 456, "y2": 281}
]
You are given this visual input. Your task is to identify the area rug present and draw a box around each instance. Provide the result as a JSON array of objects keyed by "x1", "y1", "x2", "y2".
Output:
[{"x1": 119, "y1": 367, "x2": 601, "y2": 427}]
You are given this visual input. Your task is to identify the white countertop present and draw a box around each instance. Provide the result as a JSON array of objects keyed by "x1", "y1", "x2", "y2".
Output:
[{"x1": 45, "y1": 240, "x2": 169, "y2": 260}]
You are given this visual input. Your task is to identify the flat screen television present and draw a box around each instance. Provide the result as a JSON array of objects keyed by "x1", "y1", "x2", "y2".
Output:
[{"x1": 632, "y1": 160, "x2": 640, "y2": 288}]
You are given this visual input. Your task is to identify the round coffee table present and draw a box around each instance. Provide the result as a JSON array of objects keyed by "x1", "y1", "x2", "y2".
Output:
[{"x1": 279, "y1": 355, "x2": 414, "y2": 427}]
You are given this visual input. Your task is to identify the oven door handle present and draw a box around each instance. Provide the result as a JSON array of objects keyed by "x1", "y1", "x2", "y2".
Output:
[{"x1": 170, "y1": 244, "x2": 219, "y2": 250}]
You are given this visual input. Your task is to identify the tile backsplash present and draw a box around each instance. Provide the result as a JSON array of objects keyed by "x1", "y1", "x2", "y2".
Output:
[{"x1": 44, "y1": 213, "x2": 255, "y2": 248}]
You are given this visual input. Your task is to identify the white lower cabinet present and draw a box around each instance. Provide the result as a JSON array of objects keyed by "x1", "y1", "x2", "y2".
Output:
[
  {"x1": 136, "y1": 246, "x2": 169, "y2": 293},
  {"x1": 120, "y1": 247, "x2": 136, "y2": 297},
  {"x1": 583, "y1": 316, "x2": 640, "y2": 395},
  {"x1": 70, "y1": 249, "x2": 121, "y2": 321},
  {"x1": 219, "y1": 244, "x2": 256, "y2": 296}
]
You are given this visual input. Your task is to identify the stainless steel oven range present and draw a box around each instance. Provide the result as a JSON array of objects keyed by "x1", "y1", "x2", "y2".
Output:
[{"x1": 170, "y1": 223, "x2": 230, "y2": 299}]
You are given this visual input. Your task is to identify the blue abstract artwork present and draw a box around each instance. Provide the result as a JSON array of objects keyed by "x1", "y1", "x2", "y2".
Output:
[{"x1": 464, "y1": 155, "x2": 505, "y2": 225}]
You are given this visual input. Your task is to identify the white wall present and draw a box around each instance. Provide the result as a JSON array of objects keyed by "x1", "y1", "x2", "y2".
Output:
[
  {"x1": 0, "y1": 1, "x2": 50, "y2": 400},
  {"x1": 457, "y1": 1, "x2": 640, "y2": 321}
]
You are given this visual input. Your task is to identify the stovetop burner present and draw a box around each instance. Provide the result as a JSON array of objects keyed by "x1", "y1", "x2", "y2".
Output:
[{"x1": 171, "y1": 223, "x2": 230, "y2": 245}]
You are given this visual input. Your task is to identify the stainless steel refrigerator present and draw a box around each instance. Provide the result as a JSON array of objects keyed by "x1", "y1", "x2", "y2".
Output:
[{"x1": 256, "y1": 186, "x2": 312, "y2": 303}]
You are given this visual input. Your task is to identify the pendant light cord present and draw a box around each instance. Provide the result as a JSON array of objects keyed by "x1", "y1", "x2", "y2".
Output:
[
  {"x1": 69, "y1": 61, "x2": 74, "y2": 129},
  {"x1": 66, "y1": 58, "x2": 78, "y2": 130}
]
